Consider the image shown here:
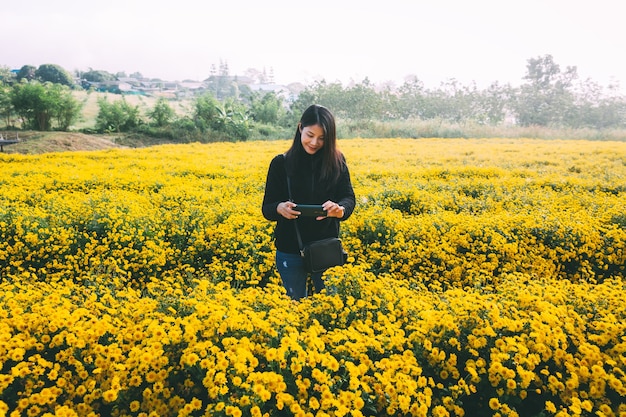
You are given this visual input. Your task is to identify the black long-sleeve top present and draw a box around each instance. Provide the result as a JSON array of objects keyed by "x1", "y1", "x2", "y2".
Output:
[{"x1": 262, "y1": 152, "x2": 356, "y2": 254}]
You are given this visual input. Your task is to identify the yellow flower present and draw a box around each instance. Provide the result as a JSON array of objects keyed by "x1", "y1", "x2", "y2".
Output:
[
  {"x1": 432, "y1": 405, "x2": 449, "y2": 417},
  {"x1": 225, "y1": 405, "x2": 242, "y2": 417},
  {"x1": 130, "y1": 401, "x2": 141, "y2": 412},
  {"x1": 103, "y1": 389, "x2": 118, "y2": 403},
  {"x1": 506, "y1": 379, "x2": 517, "y2": 390},
  {"x1": 265, "y1": 348, "x2": 278, "y2": 361},
  {"x1": 489, "y1": 398, "x2": 501, "y2": 410}
]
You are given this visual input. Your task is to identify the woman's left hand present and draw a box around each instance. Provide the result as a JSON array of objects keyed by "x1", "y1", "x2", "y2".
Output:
[{"x1": 320, "y1": 201, "x2": 345, "y2": 219}]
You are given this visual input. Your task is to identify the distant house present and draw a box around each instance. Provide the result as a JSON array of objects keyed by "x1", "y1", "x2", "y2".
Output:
[
  {"x1": 179, "y1": 81, "x2": 204, "y2": 90},
  {"x1": 85, "y1": 80, "x2": 134, "y2": 94},
  {"x1": 117, "y1": 77, "x2": 141, "y2": 85}
]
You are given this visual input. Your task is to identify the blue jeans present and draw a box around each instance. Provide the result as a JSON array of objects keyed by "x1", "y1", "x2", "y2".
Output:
[{"x1": 276, "y1": 251, "x2": 325, "y2": 301}]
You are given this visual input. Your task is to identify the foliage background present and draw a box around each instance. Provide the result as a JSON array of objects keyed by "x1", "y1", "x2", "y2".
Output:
[{"x1": 2, "y1": 55, "x2": 626, "y2": 146}]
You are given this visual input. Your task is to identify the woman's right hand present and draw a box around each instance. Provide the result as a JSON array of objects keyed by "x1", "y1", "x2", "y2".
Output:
[{"x1": 278, "y1": 201, "x2": 300, "y2": 219}]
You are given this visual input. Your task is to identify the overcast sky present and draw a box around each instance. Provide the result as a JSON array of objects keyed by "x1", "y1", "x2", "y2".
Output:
[{"x1": 3, "y1": 0, "x2": 625, "y2": 91}]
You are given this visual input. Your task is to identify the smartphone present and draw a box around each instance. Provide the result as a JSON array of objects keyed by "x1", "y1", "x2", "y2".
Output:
[{"x1": 294, "y1": 204, "x2": 327, "y2": 217}]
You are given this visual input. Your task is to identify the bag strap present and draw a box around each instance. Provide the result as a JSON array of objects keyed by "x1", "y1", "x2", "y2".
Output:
[{"x1": 285, "y1": 159, "x2": 305, "y2": 256}]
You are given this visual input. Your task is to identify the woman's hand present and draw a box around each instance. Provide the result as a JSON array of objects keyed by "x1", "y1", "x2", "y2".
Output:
[
  {"x1": 321, "y1": 201, "x2": 345, "y2": 219},
  {"x1": 278, "y1": 201, "x2": 299, "y2": 219},
  {"x1": 279, "y1": 200, "x2": 344, "y2": 220}
]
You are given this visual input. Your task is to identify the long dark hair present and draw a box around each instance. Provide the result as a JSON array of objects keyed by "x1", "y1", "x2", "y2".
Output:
[{"x1": 285, "y1": 104, "x2": 343, "y2": 183}]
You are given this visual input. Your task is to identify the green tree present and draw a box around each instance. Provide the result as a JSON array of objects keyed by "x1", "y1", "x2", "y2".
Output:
[
  {"x1": 0, "y1": 66, "x2": 16, "y2": 84},
  {"x1": 405, "y1": 79, "x2": 474, "y2": 123},
  {"x1": 377, "y1": 85, "x2": 399, "y2": 120},
  {"x1": 192, "y1": 92, "x2": 250, "y2": 140},
  {"x1": 193, "y1": 92, "x2": 220, "y2": 131},
  {"x1": 10, "y1": 81, "x2": 82, "y2": 131},
  {"x1": 248, "y1": 91, "x2": 284, "y2": 125},
  {"x1": 95, "y1": 98, "x2": 142, "y2": 133},
  {"x1": 0, "y1": 82, "x2": 14, "y2": 128},
  {"x1": 514, "y1": 54, "x2": 577, "y2": 126},
  {"x1": 473, "y1": 81, "x2": 515, "y2": 125},
  {"x1": 16, "y1": 65, "x2": 37, "y2": 82},
  {"x1": 212, "y1": 99, "x2": 250, "y2": 140},
  {"x1": 36, "y1": 64, "x2": 75, "y2": 87},
  {"x1": 292, "y1": 79, "x2": 382, "y2": 121},
  {"x1": 11, "y1": 82, "x2": 54, "y2": 130},
  {"x1": 82, "y1": 69, "x2": 117, "y2": 83},
  {"x1": 11, "y1": 82, "x2": 49, "y2": 130},
  {"x1": 148, "y1": 97, "x2": 176, "y2": 127},
  {"x1": 289, "y1": 88, "x2": 319, "y2": 125},
  {"x1": 343, "y1": 78, "x2": 383, "y2": 120},
  {"x1": 52, "y1": 84, "x2": 82, "y2": 130},
  {"x1": 571, "y1": 80, "x2": 626, "y2": 129},
  {"x1": 309, "y1": 81, "x2": 346, "y2": 118},
  {"x1": 395, "y1": 76, "x2": 427, "y2": 119}
]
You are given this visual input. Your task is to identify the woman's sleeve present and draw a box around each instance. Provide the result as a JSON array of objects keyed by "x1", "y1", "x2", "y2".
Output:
[{"x1": 262, "y1": 155, "x2": 285, "y2": 221}]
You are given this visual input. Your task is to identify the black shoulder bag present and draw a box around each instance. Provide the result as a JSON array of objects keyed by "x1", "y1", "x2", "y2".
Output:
[{"x1": 286, "y1": 175, "x2": 347, "y2": 273}]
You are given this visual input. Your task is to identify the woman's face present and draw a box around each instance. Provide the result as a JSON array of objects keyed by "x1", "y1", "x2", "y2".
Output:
[{"x1": 300, "y1": 123, "x2": 325, "y2": 155}]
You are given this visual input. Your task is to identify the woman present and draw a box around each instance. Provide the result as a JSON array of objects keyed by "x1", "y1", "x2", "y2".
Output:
[{"x1": 262, "y1": 104, "x2": 356, "y2": 300}]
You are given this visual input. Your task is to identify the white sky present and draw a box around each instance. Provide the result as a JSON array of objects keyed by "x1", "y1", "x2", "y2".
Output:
[{"x1": 3, "y1": 0, "x2": 625, "y2": 91}]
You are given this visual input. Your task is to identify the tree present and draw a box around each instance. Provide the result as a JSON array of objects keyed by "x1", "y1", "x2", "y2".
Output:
[
  {"x1": 95, "y1": 98, "x2": 142, "y2": 133},
  {"x1": 395, "y1": 76, "x2": 427, "y2": 119},
  {"x1": 289, "y1": 88, "x2": 319, "y2": 123},
  {"x1": 52, "y1": 84, "x2": 82, "y2": 130},
  {"x1": 571, "y1": 79, "x2": 626, "y2": 129},
  {"x1": 292, "y1": 79, "x2": 385, "y2": 121},
  {"x1": 514, "y1": 54, "x2": 578, "y2": 126},
  {"x1": 11, "y1": 81, "x2": 51, "y2": 130},
  {"x1": 213, "y1": 99, "x2": 250, "y2": 141},
  {"x1": 343, "y1": 78, "x2": 383, "y2": 120},
  {"x1": 474, "y1": 81, "x2": 515, "y2": 125},
  {"x1": 36, "y1": 64, "x2": 75, "y2": 87},
  {"x1": 193, "y1": 92, "x2": 220, "y2": 131},
  {"x1": 192, "y1": 93, "x2": 249, "y2": 140},
  {"x1": 248, "y1": 91, "x2": 284, "y2": 125},
  {"x1": 82, "y1": 69, "x2": 117, "y2": 83},
  {"x1": 148, "y1": 97, "x2": 176, "y2": 127},
  {"x1": 206, "y1": 61, "x2": 239, "y2": 100},
  {"x1": 11, "y1": 81, "x2": 53, "y2": 130},
  {"x1": 292, "y1": 81, "x2": 345, "y2": 118},
  {"x1": 16, "y1": 65, "x2": 37, "y2": 82},
  {"x1": 0, "y1": 66, "x2": 16, "y2": 85},
  {"x1": 0, "y1": 82, "x2": 14, "y2": 127},
  {"x1": 10, "y1": 81, "x2": 82, "y2": 131}
]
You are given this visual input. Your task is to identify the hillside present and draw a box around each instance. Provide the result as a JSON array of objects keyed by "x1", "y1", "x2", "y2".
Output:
[{"x1": 0, "y1": 131, "x2": 127, "y2": 154}]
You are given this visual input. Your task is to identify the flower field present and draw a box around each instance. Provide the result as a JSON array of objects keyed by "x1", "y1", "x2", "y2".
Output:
[{"x1": 0, "y1": 138, "x2": 625, "y2": 417}]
